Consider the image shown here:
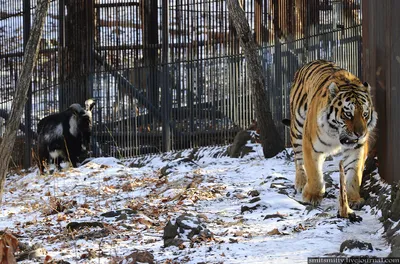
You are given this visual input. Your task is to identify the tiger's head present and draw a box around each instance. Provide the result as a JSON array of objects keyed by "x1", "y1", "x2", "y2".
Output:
[{"x1": 326, "y1": 81, "x2": 378, "y2": 149}]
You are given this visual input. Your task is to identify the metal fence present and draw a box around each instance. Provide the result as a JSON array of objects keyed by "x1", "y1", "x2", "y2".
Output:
[{"x1": 0, "y1": 0, "x2": 362, "y2": 168}]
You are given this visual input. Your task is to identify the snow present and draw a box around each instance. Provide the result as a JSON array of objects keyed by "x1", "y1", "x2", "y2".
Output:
[{"x1": 1, "y1": 144, "x2": 391, "y2": 263}]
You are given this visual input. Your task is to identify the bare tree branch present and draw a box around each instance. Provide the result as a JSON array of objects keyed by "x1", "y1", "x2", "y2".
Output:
[
  {"x1": 227, "y1": 0, "x2": 284, "y2": 157},
  {"x1": 0, "y1": 0, "x2": 51, "y2": 203}
]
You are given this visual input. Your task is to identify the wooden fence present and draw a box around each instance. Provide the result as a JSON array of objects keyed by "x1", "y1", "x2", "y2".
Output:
[{"x1": 362, "y1": 0, "x2": 400, "y2": 183}]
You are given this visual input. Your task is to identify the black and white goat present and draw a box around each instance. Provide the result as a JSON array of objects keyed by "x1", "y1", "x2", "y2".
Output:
[{"x1": 37, "y1": 99, "x2": 95, "y2": 174}]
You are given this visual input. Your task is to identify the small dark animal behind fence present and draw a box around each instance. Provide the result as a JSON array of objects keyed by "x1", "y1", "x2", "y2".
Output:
[{"x1": 36, "y1": 99, "x2": 96, "y2": 174}]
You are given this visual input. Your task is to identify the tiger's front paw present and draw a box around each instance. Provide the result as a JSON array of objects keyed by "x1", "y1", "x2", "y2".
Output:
[
  {"x1": 347, "y1": 190, "x2": 365, "y2": 210},
  {"x1": 349, "y1": 197, "x2": 365, "y2": 210},
  {"x1": 302, "y1": 183, "x2": 325, "y2": 206}
]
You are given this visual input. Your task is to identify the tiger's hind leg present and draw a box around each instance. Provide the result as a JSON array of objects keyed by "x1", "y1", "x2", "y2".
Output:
[
  {"x1": 342, "y1": 144, "x2": 368, "y2": 208},
  {"x1": 293, "y1": 148, "x2": 307, "y2": 193},
  {"x1": 290, "y1": 124, "x2": 307, "y2": 193},
  {"x1": 289, "y1": 114, "x2": 307, "y2": 193},
  {"x1": 302, "y1": 137, "x2": 326, "y2": 206},
  {"x1": 295, "y1": 163, "x2": 307, "y2": 194}
]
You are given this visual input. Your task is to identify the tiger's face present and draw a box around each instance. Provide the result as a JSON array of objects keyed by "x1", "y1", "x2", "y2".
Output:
[{"x1": 327, "y1": 82, "x2": 378, "y2": 149}]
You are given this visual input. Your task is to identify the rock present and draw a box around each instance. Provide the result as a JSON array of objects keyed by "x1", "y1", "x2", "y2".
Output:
[
  {"x1": 241, "y1": 204, "x2": 260, "y2": 214},
  {"x1": 116, "y1": 213, "x2": 128, "y2": 221},
  {"x1": 228, "y1": 130, "x2": 252, "y2": 158},
  {"x1": 163, "y1": 221, "x2": 178, "y2": 240},
  {"x1": 248, "y1": 190, "x2": 260, "y2": 197},
  {"x1": 80, "y1": 249, "x2": 97, "y2": 260},
  {"x1": 16, "y1": 248, "x2": 47, "y2": 261},
  {"x1": 176, "y1": 214, "x2": 201, "y2": 230},
  {"x1": 274, "y1": 177, "x2": 288, "y2": 181},
  {"x1": 199, "y1": 228, "x2": 214, "y2": 240},
  {"x1": 188, "y1": 148, "x2": 199, "y2": 160},
  {"x1": 17, "y1": 242, "x2": 42, "y2": 252},
  {"x1": 164, "y1": 238, "x2": 184, "y2": 248},
  {"x1": 187, "y1": 226, "x2": 202, "y2": 239},
  {"x1": 159, "y1": 165, "x2": 172, "y2": 177},
  {"x1": 66, "y1": 221, "x2": 104, "y2": 231},
  {"x1": 249, "y1": 197, "x2": 261, "y2": 203},
  {"x1": 270, "y1": 183, "x2": 283, "y2": 189},
  {"x1": 240, "y1": 146, "x2": 255, "y2": 157},
  {"x1": 277, "y1": 189, "x2": 289, "y2": 195},
  {"x1": 100, "y1": 209, "x2": 136, "y2": 218},
  {"x1": 264, "y1": 213, "x2": 285, "y2": 220},
  {"x1": 171, "y1": 214, "x2": 213, "y2": 244},
  {"x1": 75, "y1": 228, "x2": 110, "y2": 239},
  {"x1": 120, "y1": 250, "x2": 155, "y2": 264},
  {"x1": 339, "y1": 240, "x2": 373, "y2": 253},
  {"x1": 129, "y1": 162, "x2": 145, "y2": 168}
]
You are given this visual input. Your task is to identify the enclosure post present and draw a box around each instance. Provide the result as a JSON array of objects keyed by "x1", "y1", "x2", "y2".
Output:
[
  {"x1": 143, "y1": 0, "x2": 159, "y2": 128},
  {"x1": 162, "y1": 0, "x2": 171, "y2": 152},
  {"x1": 58, "y1": 0, "x2": 65, "y2": 112},
  {"x1": 23, "y1": 0, "x2": 32, "y2": 169},
  {"x1": 61, "y1": 0, "x2": 92, "y2": 109}
]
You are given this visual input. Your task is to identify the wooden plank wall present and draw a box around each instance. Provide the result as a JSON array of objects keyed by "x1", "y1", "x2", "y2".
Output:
[{"x1": 362, "y1": 0, "x2": 400, "y2": 183}]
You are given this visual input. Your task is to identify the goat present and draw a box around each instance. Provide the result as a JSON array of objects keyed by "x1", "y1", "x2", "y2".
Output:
[{"x1": 37, "y1": 99, "x2": 95, "y2": 174}]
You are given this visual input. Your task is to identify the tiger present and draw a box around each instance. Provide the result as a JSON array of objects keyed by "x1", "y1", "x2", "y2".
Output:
[{"x1": 286, "y1": 60, "x2": 377, "y2": 206}]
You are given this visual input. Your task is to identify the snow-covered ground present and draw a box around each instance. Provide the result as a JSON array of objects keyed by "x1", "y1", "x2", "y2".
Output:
[{"x1": 1, "y1": 144, "x2": 391, "y2": 263}]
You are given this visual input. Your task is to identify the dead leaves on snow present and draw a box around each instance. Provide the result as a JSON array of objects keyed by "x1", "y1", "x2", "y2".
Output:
[
  {"x1": 267, "y1": 228, "x2": 289, "y2": 236},
  {"x1": 3, "y1": 160, "x2": 230, "y2": 263},
  {"x1": 42, "y1": 196, "x2": 77, "y2": 216},
  {"x1": 0, "y1": 231, "x2": 19, "y2": 264}
]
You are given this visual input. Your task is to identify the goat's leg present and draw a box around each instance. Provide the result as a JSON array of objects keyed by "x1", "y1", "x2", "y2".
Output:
[
  {"x1": 55, "y1": 157, "x2": 63, "y2": 171},
  {"x1": 38, "y1": 146, "x2": 48, "y2": 174}
]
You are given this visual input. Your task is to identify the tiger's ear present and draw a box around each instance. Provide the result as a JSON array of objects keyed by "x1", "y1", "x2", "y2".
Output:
[
  {"x1": 328, "y1": 82, "x2": 339, "y2": 98},
  {"x1": 363, "y1": 82, "x2": 371, "y2": 93}
]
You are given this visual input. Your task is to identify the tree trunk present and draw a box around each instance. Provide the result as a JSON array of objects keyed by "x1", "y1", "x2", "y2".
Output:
[
  {"x1": 60, "y1": 0, "x2": 93, "y2": 109},
  {"x1": 227, "y1": 0, "x2": 284, "y2": 158},
  {"x1": 0, "y1": 0, "x2": 50, "y2": 203}
]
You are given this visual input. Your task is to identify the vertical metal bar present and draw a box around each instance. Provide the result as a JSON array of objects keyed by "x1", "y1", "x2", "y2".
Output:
[
  {"x1": 23, "y1": 0, "x2": 32, "y2": 169},
  {"x1": 162, "y1": 0, "x2": 171, "y2": 152}
]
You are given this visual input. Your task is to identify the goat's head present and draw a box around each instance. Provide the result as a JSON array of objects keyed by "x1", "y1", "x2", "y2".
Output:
[
  {"x1": 67, "y1": 99, "x2": 95, "y2": 141},
  {"x1": 69, "y1": 99, "x2": 96, "y2": 133},
  {"x1": 80, "y1": 99, "x2": 96, "y2": 151}
]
